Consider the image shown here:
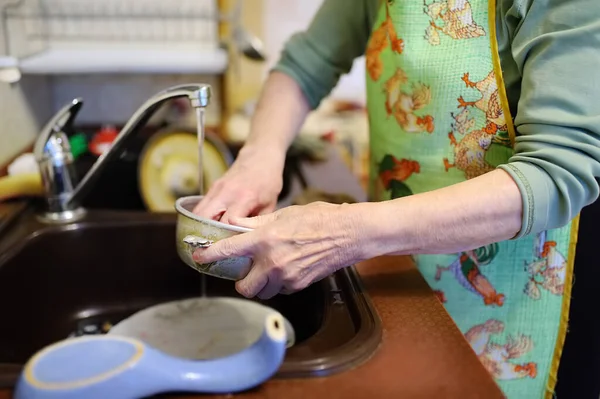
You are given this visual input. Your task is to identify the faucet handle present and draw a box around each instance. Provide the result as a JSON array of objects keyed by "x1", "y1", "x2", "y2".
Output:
[
  {"x1": 34, "y1": 98, "x2": 84, "y2": 218},
  {"x1": 34, "y1": 98, "x2": 83, "y2": 161}
]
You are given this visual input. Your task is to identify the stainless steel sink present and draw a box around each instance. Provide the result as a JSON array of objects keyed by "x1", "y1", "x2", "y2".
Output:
[{"x1": 0, "y1": 204, "x2": 382, "y2": 389}]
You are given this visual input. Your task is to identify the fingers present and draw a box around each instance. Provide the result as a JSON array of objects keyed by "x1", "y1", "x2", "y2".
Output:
[
  {"x1": 235, "y1": 264, "x2": 269, "y2": 298},
  {"x1": 255, "y1": 267, "x2": 285, "y2": 300},
  {"x1": 192, "y1": 194, "x2": 227, "y2": 221},
  {"x1": 279, "y1": 287, "x2": 295, "y2": 295},
  {"x1": 229, "y1": 212, "x2": 278, "y2": 230},
  {"x1": 258, "y1": 203, "x2": 277, "y2": 216},
  {"x1": 220, "y1": 201, "x2": 261, "y2": 224},
  {"x1": 279, "y1": 266, "x2": 326, "y2": 296},
  {"x1": 192, "y1": 181, "x2": 278, "y2": 224},
  {"x1": 193, "y1": 233, "x2": 255, "y2": 263},
  {"x1": 234, "y1": 260, "x2": 320, "y2": 299}
]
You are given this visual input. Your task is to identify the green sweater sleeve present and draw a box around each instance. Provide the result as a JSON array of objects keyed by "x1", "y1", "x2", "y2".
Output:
[
  {"x1": 497, "y1": 0, "x2": 600, "y2": 237},
  {"x1": 272, "y1": 0, "x2": 378, "y2": 109}
]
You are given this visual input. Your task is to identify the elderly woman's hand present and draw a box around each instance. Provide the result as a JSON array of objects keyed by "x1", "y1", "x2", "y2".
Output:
[{"x1": 192, "y1": 202, "x2": 362, "y2": 299}]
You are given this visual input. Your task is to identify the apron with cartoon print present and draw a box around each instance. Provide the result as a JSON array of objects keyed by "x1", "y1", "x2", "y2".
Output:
[{"x1": 365, "y1": 0, "x2": 578, "y2": 397}]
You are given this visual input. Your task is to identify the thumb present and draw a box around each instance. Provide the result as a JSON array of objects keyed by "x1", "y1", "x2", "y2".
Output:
[
  {"x1": 229, "y1": 211, "x2": 279, "y2": 229},
  {"x1": 193, "y1": 232, "x2": 256, "y2": 263}
]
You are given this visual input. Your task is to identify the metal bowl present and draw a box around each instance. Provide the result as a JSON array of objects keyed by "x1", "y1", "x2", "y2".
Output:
[{"x1": 175, "y1": 195, "x2": 253, "y2": 281}]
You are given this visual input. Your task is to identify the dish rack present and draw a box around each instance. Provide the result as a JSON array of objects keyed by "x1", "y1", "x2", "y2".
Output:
[{"x1": 0, "y1": 0, "x2": 254, "y2": 82}]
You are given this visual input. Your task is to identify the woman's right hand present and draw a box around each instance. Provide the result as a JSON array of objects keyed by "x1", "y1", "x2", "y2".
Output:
[
  {"x1": 194, "y1": 71, "x2": 311, "y2": 222},
  {"x1": 193, "y1": 148, "x2": 284, "y2": 223}
]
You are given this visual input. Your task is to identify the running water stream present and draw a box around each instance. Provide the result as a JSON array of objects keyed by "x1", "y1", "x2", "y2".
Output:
[{"x1": 196, "y1": 106, "x2": 208, "y2": 298}]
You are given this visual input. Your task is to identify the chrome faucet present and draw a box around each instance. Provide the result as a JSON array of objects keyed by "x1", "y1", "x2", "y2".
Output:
[{"x1": 33, "y1": 84, "x2": 211, "y2": 224}]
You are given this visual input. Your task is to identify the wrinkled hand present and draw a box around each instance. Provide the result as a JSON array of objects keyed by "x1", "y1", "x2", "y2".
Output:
[
  {"x1": 192, "y1": 202, "x2": 361, "y2": 299},
  {"x1": 193, "y1": 154, "x2": 283, "y2": 223}
]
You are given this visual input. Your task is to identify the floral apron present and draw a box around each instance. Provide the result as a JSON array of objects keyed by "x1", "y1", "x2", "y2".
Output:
[{"x1": 364, "y1": 0, "x2": 579, "y2": 397}]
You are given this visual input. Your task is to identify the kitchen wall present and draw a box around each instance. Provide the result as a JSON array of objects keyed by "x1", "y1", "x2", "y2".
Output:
[
  {"x1": 0, "y1": 0, "x2": 53, "y2": 165},
  {"x1": 262, "y1": 0, "x2": 366, "y2": 104},
  {"x1": 0, "y1": 78, "x2": 52, "y2": 166},
  {"x1": 50, "y1": 74, "x2": 222, "y2": 126}
]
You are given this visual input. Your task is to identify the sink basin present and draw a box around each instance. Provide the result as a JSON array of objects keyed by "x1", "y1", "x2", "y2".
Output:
[{"x1": 0, "y1": 206, "x2": 382, "y2": 388}]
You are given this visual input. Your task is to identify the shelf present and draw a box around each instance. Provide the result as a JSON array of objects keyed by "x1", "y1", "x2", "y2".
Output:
[{"x1": 0, "y1": 47, "x2": 229, "y2": 79}]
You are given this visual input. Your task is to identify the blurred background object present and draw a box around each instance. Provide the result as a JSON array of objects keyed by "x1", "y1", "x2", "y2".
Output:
[{"x1": 0, "y1": 0, "x2": 370, "y2": 208}]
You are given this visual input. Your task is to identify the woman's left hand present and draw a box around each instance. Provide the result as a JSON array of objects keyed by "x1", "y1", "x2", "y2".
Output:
[{"x1": 192, "y1": 202, "x2": 361, "y2": 299}]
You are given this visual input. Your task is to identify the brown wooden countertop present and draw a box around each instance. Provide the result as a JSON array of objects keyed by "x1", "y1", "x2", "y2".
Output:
[{"x1": 0, "y1": 256, "x2": 504, "y2": 399}]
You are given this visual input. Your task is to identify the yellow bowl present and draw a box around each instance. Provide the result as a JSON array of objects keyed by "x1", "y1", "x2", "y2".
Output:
[{"x1": 175, "y1": 195, "x2": 253, "y2": 281}]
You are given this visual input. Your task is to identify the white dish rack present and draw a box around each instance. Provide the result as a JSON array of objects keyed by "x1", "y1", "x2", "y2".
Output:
[{"x1": 0, "y1": 0, "x2": 240, "y2": 82}]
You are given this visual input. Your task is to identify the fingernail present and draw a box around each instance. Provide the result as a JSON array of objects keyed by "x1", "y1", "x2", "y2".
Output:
[
  {"x1": 192, "y1": 251, "x2": 202, "y2": 262},
  {"x1": 235, "y1": 283, "x2": 249, "y2": 298}
]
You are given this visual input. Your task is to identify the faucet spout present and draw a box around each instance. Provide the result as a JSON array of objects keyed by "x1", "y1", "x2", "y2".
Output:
[{"x1": 35, "y1": 84, "x2": 212, "y2": 224}]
